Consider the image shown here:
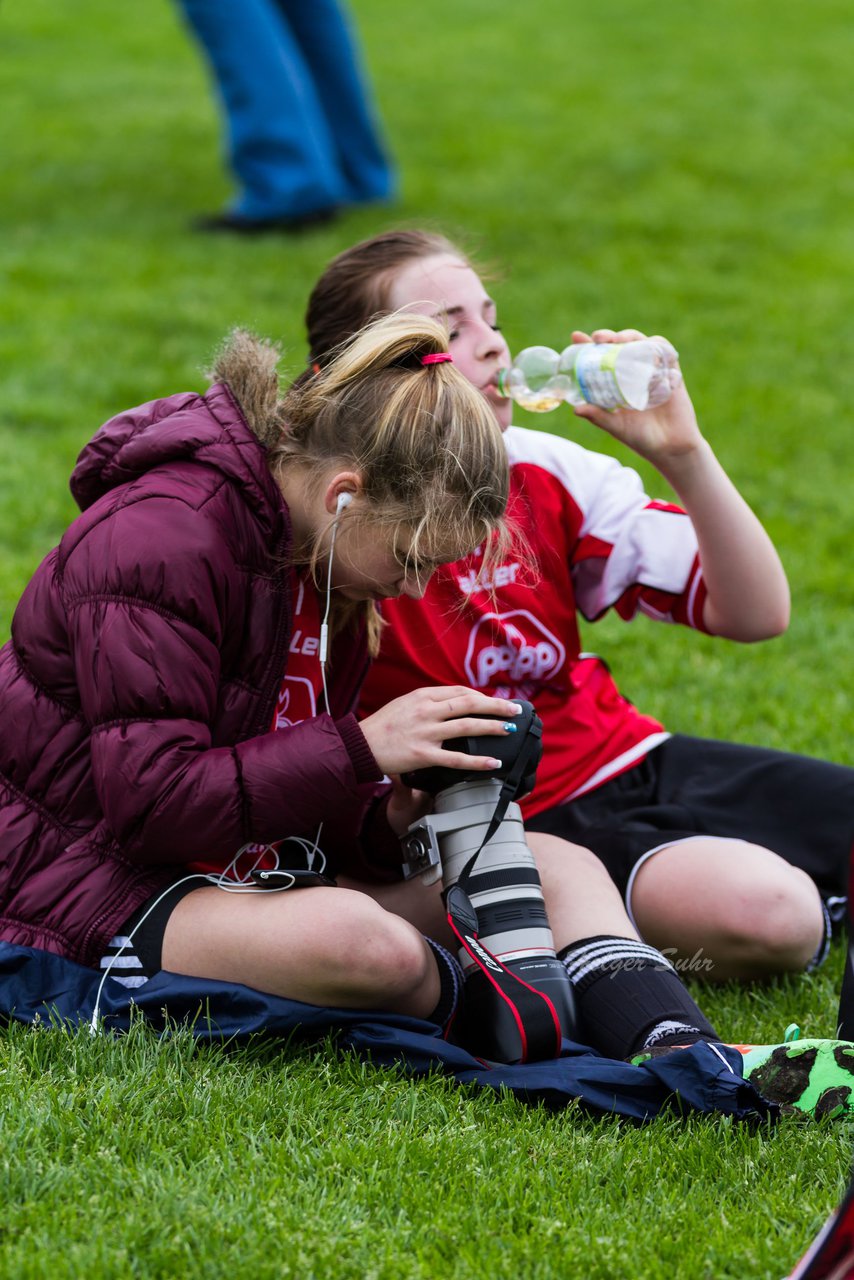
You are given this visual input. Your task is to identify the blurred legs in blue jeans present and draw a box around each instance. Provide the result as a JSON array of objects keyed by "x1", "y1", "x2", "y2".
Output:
[{"x1": 177, "y1": 0, "x2": 395, "y2": 221}]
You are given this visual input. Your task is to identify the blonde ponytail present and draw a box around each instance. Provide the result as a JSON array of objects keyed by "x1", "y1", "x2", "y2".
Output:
[{"x1": 267, "y1": 312, "x2": 511, "y2": 650}]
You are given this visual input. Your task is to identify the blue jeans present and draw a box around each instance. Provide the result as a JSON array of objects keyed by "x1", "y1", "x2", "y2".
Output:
[{"x1": 178, "y1": 0, "x2": 396, "y2": 218}]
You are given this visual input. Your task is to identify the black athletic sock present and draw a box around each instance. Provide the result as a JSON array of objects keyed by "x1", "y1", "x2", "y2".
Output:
[
  {"x1": 558, "y1": 935, "x2": 719, "y2": 1060},
  {"x1": 424, "y1": 937, "x2": 463, "y2": 1035}
]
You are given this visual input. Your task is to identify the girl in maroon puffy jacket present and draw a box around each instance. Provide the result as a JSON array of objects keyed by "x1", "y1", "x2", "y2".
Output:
[{"x1": 0, "y1": 312, "x2": 531, "y2": 1029}]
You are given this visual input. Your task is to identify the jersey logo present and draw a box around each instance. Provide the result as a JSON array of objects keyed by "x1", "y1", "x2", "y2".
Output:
[
  {"x1": 456, "y1": 561, "x2": 522, "y2": 596},
  {"x1": 463, "y1": 610, "x2": 566, "y2": 692},
  {"x1": 273, "y1": 676, "x2": 317, "y2": 729}
]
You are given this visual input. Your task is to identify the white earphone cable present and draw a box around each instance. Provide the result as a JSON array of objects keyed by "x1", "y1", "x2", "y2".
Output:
[
  {"x1": 89, "y1": 827, "x2": 325, "y2": 1032},
  {"x1": 319, "y1": 491, "x2": 350, "y2": 712}
]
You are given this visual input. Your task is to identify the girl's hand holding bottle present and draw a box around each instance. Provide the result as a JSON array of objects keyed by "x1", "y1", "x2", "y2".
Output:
[
  {"x1": 499, "y1": 326, "x2": 705, "y2": 470},
  {"x1": 565, "y1": 333, "x2": 789, "y2": 641},
  {"x1": 569, "y1": 328, "x2": 706, "y2": 468}
]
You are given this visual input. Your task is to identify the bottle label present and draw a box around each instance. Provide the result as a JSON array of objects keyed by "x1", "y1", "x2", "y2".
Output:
[{"x1": 573, "y1": 344, "x2": 627, "y2": 410}]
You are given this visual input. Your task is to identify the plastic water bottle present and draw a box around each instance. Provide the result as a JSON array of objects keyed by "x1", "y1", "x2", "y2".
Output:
[{"x1": 497, "y1": 337, "x2": 682, "y2": 412}]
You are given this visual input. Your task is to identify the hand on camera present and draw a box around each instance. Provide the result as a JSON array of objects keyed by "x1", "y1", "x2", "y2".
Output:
[
  {"x1": 359, "y1": 686, "x2": 522, "y2": 777},
  {"x1": 569, "y1": 328, "x2": 704, "y2": 466}
]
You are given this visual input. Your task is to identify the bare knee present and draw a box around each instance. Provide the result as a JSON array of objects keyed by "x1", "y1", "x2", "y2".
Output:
[
  {"x1": 322, "y1": 896, "x2": 435, "y2": 1008},
  {"x1": 722, "y1": 870, "x2": 825, "y2": 974},
  {"x1": 631, "y1": 841, "x2": 827, "y2": 981},
  {"x1": 166, "y1": 885, "x2": 440, "y2": 1014}
]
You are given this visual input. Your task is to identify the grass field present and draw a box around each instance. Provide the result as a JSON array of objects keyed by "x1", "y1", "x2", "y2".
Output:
[{"x1": 2, "y1": 1, "x2": 854, "y2": 1276}]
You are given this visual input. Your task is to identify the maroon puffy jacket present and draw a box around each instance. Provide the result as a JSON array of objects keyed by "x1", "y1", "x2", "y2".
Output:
[{"x1": 0, "y1": 362, "x2": 394, "y2": 968}]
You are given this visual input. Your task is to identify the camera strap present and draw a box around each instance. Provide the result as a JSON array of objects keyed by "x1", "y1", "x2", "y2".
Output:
[
  {"x1": 451, "y1": 711, "x2": 543, "y2": 900},
  {"x1": 444, "y1": 882, "x2": 564, "y2": 1062},
  {"x1": 443, "y1": 716, "x2": 562, "y2": 1061}
]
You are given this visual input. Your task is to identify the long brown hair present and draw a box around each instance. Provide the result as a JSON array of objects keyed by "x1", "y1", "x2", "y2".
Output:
[{"x1": 305, "y1": 229, "x2": 473, "y2": 366}]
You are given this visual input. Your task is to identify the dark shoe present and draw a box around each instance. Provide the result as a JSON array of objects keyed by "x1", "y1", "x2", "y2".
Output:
[{"x1": 191, "y1": 207, "x2": 339, "y2": 235}]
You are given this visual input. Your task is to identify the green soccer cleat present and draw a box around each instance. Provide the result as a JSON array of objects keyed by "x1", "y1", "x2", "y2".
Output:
[
  {"x1": 631, "y1": 1026, "x2": 854, "y2": 1118},
  {"x1": 735, "y1": 1025, "x2": 854, "y2": 1119}
]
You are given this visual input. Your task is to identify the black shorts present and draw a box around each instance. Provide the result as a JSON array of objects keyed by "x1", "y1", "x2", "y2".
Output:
[
  {"x1": 98, "y1": 859, "x2": 336, "y2": 988},
  {"x1": 526, "y1": 734, "x2": 854, "y2": 917},
  {"x1": 98, "y1": 879, "x2": 206, "y2": 987}
]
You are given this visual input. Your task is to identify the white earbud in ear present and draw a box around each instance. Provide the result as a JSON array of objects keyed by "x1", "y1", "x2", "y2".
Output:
[{"x1": 336, "y1": 491, "x2": 353, "y2": 515}]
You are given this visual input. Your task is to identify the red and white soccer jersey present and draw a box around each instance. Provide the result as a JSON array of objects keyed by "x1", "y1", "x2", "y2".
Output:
[
  {"x1": 270, "y1": 571, "x2": 325, "y2": 731},
  {"x1": 358, "y1": 427, "x2": 709, "y2": 818},
  {"x1": 189, "y1": 569, "x2": 324, "y2": 877}
]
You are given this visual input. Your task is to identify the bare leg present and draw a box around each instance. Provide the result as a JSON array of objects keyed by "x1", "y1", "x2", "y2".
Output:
[
  {"x1": 528, "y1": 833, "x2": 718, "y2": 1055},
  {"x1": 344, "y1": 835, "x2": 638, "y2": 954},
  {"x1": 161, "y1": 884, "x2": 440, "y2": 1016},
  {"x1": 629, "y1": 838, "x2": 826, "y2": 981},
  {"x1": 338, "y1": 872, "x2": 452, "y2": 947},
  {"x1": 526, "y1": 833, "x2": 640, "y2": 949}
]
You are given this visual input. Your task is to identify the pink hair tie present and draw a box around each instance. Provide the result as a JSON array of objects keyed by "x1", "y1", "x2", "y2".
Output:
[{"x1": 420, "y1": 352, "x2": 453, "y2": 365}]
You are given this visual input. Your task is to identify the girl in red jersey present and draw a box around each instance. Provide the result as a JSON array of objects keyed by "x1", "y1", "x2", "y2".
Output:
[{"x1": 305, "y1": 229, "x2": 854, "y2": 987}]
